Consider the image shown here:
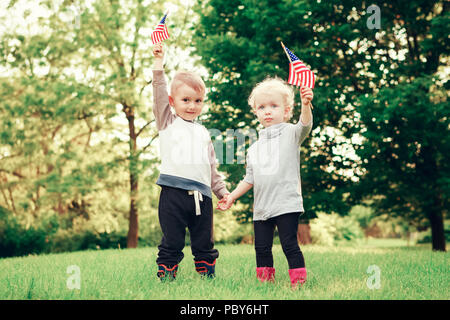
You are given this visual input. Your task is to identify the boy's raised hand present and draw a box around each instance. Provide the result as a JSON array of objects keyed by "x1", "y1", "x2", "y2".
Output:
[
  {"x1": 300, "y1": 86, "x2": 314, "y2": 107},
  {"x1": 153, "y1": 43, "x2": 164, "y2": 70}
]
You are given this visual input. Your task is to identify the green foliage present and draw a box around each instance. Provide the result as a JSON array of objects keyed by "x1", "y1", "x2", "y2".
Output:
[
  {"x1": 417, "y1": 220, "x2": 450, "y2": 244},
  {"x1": 310, "y1": 212, "x2": 364, "y2": 245},
  {"x1": 192, "y1": 0, "x2": 448, "y2": 250},
  {"x1": 349, "y1": 205, "x2": 375, "y2": 229},
  {"x1": 191, "y1": 0, "x2": 372, "y2": 221},
  {"x1": 365, "y1": 214, "x2": 412, "y2": 239},
  {"x1": 0, "y1": 206, "x2": 58, "y2": 258},
  {"x1": 49, "y1": 229, "x2": 128, "y2": 253},
  {"x1": 1, "y1": 0, "x2": 448, "y2": 254},
  {"x1": 0, "y1": 202, "x2": 250, "y2": 257},
  {"x1": 0, "y1": 0, "x2": 194, "y2": 250},
  {"x1": 355, "y1": 74, "x2": 449, "y2": 219},
  {"x1": 213, "y1": 211, "x2": 252, "y2": 244}
]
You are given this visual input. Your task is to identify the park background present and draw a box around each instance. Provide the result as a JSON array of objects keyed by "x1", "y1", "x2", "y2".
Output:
[{"x1": 0, "y1": 0, "x2": 448, "y2": 299}]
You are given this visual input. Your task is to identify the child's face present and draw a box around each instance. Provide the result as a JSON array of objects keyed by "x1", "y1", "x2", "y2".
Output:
[
  {"x1": 169, "y1": 84, "x2": 204, "y2": 121},
  {"x1": 253, "y1": 91, "x2": 290, "y2": 128}
]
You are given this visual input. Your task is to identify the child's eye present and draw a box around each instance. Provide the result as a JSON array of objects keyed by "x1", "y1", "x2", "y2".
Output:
[
  {"x1": 271, "y1": 105, "x2": 278, "y2": 108},
  {"x1": 258, "y1": 105, "x2": 265, "y2": 110},
  {"x1": 182, "y1": 98, "x2": 189, "y2": 102},
  {"x1": 195, "y1": 99, "x2": 202, "y2": 103}
]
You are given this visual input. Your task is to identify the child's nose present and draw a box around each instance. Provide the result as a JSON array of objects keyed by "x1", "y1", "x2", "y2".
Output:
[{"x1": 187, "y1": 104, "x2": 198, "y2": 111}]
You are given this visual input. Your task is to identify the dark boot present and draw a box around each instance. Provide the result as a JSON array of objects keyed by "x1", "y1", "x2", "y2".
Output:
[
  {"x1": 157, "y1": 264, "x2": 178, "y2": 281},
  {"x1": 195, "y1": 260, "x2": 216, "y2": 278}
]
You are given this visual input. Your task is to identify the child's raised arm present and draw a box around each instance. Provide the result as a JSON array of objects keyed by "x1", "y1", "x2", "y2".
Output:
[
  {"x1": 294, "y1": 86, "x2": 314, "y2": 145},
  {"x1": 300, "y1": 86, "x2": 313, "y2": 125},
  {"x1": 152, "y1": 43, "x2": 175, "y2": 131}
]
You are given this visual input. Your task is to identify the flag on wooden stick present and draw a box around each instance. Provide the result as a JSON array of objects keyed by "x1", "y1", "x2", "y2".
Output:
[
  {"x1": 281, "y1": 42, "x2": 316, "y2": 89},
  {"x1": 151, "y1": 13, "x2": 170, "y2": 44}
]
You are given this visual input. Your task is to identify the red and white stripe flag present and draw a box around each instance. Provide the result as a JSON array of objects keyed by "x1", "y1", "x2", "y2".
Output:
[
  {"x1": 288, "y1": 62, "x2": 316, "y2": 88},
  {"x1": 282, "y1": 43, "x2": 316, "y2": 89},
  {"x1": 151, "y1": 13, "x2": 169, "y2": 44}
]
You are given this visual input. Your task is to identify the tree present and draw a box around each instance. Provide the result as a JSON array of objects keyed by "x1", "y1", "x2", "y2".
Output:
[
  {"x1": 0, "y1": 4, "x2": 107, "y2": 217},
  {"x1": 193, "y1": 0, "x2": 448, "y2": 251},
  {"x1": 353, "y1": 1, "x2": 449, "y2": 251},
  {"x1": 192, "y1": 0, "x2": 361, "y2": 222},
  {"x1": 357, "y1": 77, "x2": 448, "y2": 251},
  {"x1": 0, "y1": 0, "x2": 194, "y2": 248}
]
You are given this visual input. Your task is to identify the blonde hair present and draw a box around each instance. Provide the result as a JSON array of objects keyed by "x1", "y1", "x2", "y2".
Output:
[
  {"x1": 248, "y1": 77, "x2": 294, "y2": 121},
  {"x1": 170, "y1": 71, "x2": 206, "y2": 96}
]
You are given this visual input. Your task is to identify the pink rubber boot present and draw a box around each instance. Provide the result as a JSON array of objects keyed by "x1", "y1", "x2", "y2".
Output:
[
  {"x1": 288, "y1": 268, "x2": 307, "y2": 288},
  {"x1": 256, "y1": 267, "x2": 275, "y2": 282}
]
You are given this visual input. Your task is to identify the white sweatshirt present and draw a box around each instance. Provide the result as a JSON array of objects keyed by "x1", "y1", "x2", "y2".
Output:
[{"x1": 152, "y1": 70, "x2": 228, "y2": 200}]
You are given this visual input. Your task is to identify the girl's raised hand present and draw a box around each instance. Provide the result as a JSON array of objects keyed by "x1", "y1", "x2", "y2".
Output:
[
  {"x1": 153, "y1": 43, "x2": 164, "y2": 59},
  {"x1": 300, "y1": 86, "x2": 314, "y2": 107}
]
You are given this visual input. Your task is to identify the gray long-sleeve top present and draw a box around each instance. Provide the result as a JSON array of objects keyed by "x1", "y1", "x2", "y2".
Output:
[{"x1": 243, "y1": 118, "x2": 313, "y2": 221}]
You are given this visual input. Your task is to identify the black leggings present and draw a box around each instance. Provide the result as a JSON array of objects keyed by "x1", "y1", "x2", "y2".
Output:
[{"x1": 254, "y1": 212, "x2": 305, "y2": 269}]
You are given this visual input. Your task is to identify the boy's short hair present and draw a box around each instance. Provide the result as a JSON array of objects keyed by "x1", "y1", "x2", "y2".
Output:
[
  {"x1": 248, "y1": 77, "x2": 294, "y2": 121},
  {"x1": 170, "y1": 71, "x2": 206, "y2": 96}
]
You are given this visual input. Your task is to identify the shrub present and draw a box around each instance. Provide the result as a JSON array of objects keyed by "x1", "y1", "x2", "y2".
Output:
[
  {"x1": 0, "y1": 207, "x2": 58, "y2": 258},
  {"x1": 349, "y1": 205, "x2": 375, "y2": 229},
  {"x1": 310, "y1": 212, "x2": 364, "y2": 246},
  {"x1": 214, "y1": 211, "x2": 251, "y2": 244},
  {"x1": 137, "y1": 210, "x2": 163, "y2": 247},
  {"x1": 416, "y1": 220, "x2": 450, "y2": 244},
  {"x1": 49, "y1": 228, "x2": 128, "y2": 252}
]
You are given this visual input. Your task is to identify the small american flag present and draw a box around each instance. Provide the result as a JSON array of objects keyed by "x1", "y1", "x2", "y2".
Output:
[
  {"x1": 151, "y1": 14, "x2": 170, "y2": 44},
  {"x1": 284, "y1": 45, "x2": 315, "y2": 89}
]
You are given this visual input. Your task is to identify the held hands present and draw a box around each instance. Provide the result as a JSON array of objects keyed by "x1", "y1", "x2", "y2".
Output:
[
  {"x1": 300, "y1": 86, "x2": 314, "y2": 108},
  {"x1": 216, "y1": 193, "x2": 234, "y2": 211}
]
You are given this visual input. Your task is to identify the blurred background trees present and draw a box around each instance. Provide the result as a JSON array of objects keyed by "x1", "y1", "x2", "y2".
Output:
[
  {"x1": 0, "y1": 0, "x2": 448, "y2": 256},
  {"x1": 0, "y1": 0, "x2": 191, "y2": 250},
  {"x1": 192, "y1": 0, "x2": 448, "y2": 251}
]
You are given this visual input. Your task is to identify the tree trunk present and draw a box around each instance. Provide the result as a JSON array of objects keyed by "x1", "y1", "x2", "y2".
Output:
[
  {"x1": 127, "y1": 173, "x2": 139, "y2": 248},
  {"x1": 428, "y1": 198, "x2": 446, "y2": 251},
  {"x1": 418, "y1": 145, "x2": 446, "y2": 251},
  {"x1": 297, "y1": 223, "x2": 312, "y2": 245},
  {"x1": 125, "y1": 104, "x2": 139, "y2": 248}
]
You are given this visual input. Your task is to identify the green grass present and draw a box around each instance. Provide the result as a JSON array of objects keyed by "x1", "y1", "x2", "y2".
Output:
[{"x1": 0, "y1": 239, "x2": 448, "y2": 300}]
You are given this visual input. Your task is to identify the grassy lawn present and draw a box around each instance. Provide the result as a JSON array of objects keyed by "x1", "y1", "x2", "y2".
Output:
[{"x1": 0, "y1": 239, "x2": 448, "y2": 300}]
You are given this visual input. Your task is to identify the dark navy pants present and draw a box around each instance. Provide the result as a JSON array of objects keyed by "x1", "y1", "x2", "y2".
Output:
[{"x1": 156, "y1": 186, "x2": 219, "y2": 267}]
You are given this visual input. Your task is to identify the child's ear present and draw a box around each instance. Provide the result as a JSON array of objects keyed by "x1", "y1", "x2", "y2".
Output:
[
  {"x1": 284, "y1": 106, "x2": 291, "y2": 117},
  {"x1": 168, "y1": 96, "x2": 175, "y2": 107}
]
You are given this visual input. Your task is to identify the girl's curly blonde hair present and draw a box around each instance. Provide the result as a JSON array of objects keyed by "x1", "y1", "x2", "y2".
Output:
[{"x1": 248, "y1": 77, "x2": 294, "y2": 121}]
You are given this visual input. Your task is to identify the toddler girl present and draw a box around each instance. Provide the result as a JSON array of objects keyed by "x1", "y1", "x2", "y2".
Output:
[{"x1": 218, "y1": 78, "x2": 313, "y2": 287}]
